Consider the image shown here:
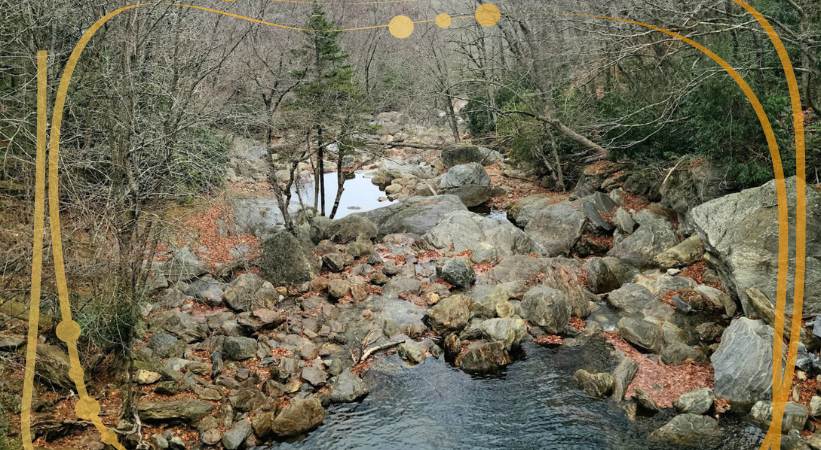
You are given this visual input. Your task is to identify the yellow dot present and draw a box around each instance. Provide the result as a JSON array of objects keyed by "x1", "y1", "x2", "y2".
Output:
[
  {"x1": 435, "y1": 13, "x2": 452, "y2": 29},
  {"x1": 75, "y1": 397, "x2": 101, "y2": 420},
  {"x1": 389, "y1": 15, "x2": 414, "y2": 39},
  {"x1": 475, "y1": 3, "x2": 501, "y2": 27},
  {"x1": 56, "y1": 320, "x2": 81, "y2": 342}
]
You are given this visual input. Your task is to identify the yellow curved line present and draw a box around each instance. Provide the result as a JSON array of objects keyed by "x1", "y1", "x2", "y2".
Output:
[
  {"x1": 27, "y1": 2, "x2": 468, "y2": 448},
  {"x1": 729, "y1": 2, "x2": 806, "y2": 448},
  {"x1": 583, "y1": 13, "x2": 794, "y2": 449},
  {"x1": 20, "y1": 50, "x2": 48, "y2": 450}
]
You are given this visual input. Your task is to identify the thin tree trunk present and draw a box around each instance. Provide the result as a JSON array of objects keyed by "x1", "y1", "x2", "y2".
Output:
[{"x1": 317, "y1": 125, "x2": 325, "y2": 216}]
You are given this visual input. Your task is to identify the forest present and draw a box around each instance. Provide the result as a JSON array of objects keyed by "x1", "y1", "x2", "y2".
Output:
[{"x1": 0, "y1": 0, "x2": 819, "y2": 449}]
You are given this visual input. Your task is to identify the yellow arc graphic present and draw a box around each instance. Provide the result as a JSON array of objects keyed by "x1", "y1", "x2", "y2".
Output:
[{"x1": 20, "y1": 2, "x2": 804, "y2": 450}]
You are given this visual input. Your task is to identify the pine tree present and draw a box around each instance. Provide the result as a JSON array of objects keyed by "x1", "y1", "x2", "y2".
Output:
[{"x1": 289, "y1": 4, "x2": 365, "y2": 217}]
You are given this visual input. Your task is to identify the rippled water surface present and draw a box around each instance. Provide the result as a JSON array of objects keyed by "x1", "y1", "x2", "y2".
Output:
[{"x1": 272, "y1": 341, "x2": 763, "y2": 450}]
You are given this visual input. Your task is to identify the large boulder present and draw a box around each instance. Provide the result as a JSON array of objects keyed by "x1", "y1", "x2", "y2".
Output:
[
  {"x1": 454, "y1": 341, "x2": 512, "y2": 373},
  {"x1": 520, "y1": 286, "x2": 571, "y2": 334},
  {"x1": 649, "y1": 414, "x2": 721, "y2": 446},
  {"x1": 223, "y1": 273, "x2": 278, "y2": 312},
  {"x1": 687, "y1": 177, "x2": 820, "y2": 317},
  {"x1": 608, "y1": 208, "x2": 678, "y2": 268},
  {"x1": 617, "y1": 317, "x2": 663, "y2": 353},
  {"x1": 427, "y1": 294, "x2": 472, "y2": 333},
  {"x1": 508, "y1": 195, "x2": 561, "y2": 228},
  {"x1": 253, "y1": 397, "x2": 325, "y2": 438},
  {"x1": 438, "y1": 258, "x2": 475, "y2": 289},
  {"x1": 750, "y1": 400, "x2": 808, "y2": 433},
  {"x1": 326, "y1": 215, "x2": 378, "y2": 244},
  {"x1": 524, "y1": 201, "x2": 586, "y2": 257},
  {"x1": 660, "y1": 157, "x2": 724, "y2": 214},
  {"x1": 137, "y1": 399, "x2": 213, "y2": 423},
  {"x1": 574, "y1": 369, "x2": 615, "y2": 398},
  {"x1": 260, "y1": 231, "x2": 319, "y2": 285},
  {"x1": 357, "y1": 195, "x2": 467, "y2": 237},
  {"x1": 371, "y1": 296, "x2": 428, "y2": 338},
  {"x1": 674, "y1": 388, "x2": 715, "y2": 415},
  {"x1": 472, "y1": 318, "x2": 527, "y2": 350},
  {"x1": 330, "y1": 369, "x2": 368, "y2": 403},
  {"x1": 441, "y1": 144, "x2": 498, "y2": 168},
  {"x1": 424, "y1": 211, "x2": 539, "y2": 264},
  {"x1": 710, "y1": 317, "x2": 776, "y2": 406},
  {"x1": 438, "y1": 163, "x2": 493, "y2": 207}
]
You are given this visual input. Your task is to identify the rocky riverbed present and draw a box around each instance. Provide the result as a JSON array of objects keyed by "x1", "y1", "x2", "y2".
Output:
[{"x1": 11, "y1": 113, "x2": 821, "y2": 449}]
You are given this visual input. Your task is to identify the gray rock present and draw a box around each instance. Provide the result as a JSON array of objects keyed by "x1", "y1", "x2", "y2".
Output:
[
  {"x1": 455, "y1": 341, "x2": 512, "y2": 373},
  {"x1": 323, "y1": 252, "x2": 353, "y2": 273},
  {"x1": 687, "y1": 177, "x2": 819, "y2": 317},
  {"x1": 260, "y1": 231, "x2": 320, "y2": 286},
  {"x1": 521, "y1": 286, "x2": 571, "y2": 334},
  {"x1": 660, "y1": 157, "x2": 724, "y2": 214},
  {"x1": 149, "y1": 332, "x2": 185, "y2": 359},
  {"x1": 473, "y1": 318, "x2": 527, "y2": 350},
  {"x1": 373, "y1": 296, "x2": 427, "y2": 338},
  {"x1": 427, "y1": 294, "x2": 472, "y2": 333},
  {"x1": 186, "y1": 276, "x2": 224, "y2": 306},
  {"x1": 223, "y1": 273, "x2": 278, "y2": 312},
  {"x1": 330, "y1": 369, "x2": 368, "y2": 403},
  {"x1": 222, "y1": 418, "x2": 252, "y2": 450},
  {"x1": 606, "y1": 283, "x2": 655, "y2": 315},
  {"x1": 508, "y1": 195, "x2": 559, "y2": 228},
  {"x1": 252, "y1": 397, "x2": 325, "y2": 438},
  {"x1": 574, "y1": 369, "x2": 615, "y2": 398},
  {"x1": 162, "y1": 247, "x2": 208, "y2": 283},
  {"x1": 301, "y1": 366, "x2": 328, "y2": 386},
  {"x1": 35, "y1": 343, "x2": 73, "y2": 390},
  {"x1": 424, "y1": 211, "x2": 539, "y2": 263},
  {"x1": 441, "y1": 144, "x2": 495, "y2": 168},
  {"x1": 655, "y1": 235, "x2": 705, "y2": 269},
  {"x1": 617, "y1": 317, "x2": 662, "y2": 353},
  {"x1": 583, "y1": 258, "x2": 620, "y2": 294},
  {"x1": 0, "y1": 334, "x2": 25, "y2": 351},
  {"x1": 398, "y1": 339, "x2": 428, "y2": 364},
  {"x1": 357, "y1": 195, "x2": 467, "y2": 237},
  {"x1": 608, "y1": 208, "x2": 678, "y2": 268},
  {"x1": 326, "y1": 215, "x2": 378, "y2": 244},
  {"x1": 611, "y1": 354, "x2": 638, "y2": 401},
  {"x1": 751, "y1": 400, "x2": 808, "y2": 433},
  {"x1": 327, "y1": 279, "x2": 351, "y2": 300},
  {"x1": 711, "y1": 317, "x2": 776, "y2": 405},
  {"x1": 439, "y1": 258, "x2": 475, "y2": 289},
  {"x1": 650, "y1": 413, "x2": 721, "y2": 446},
  {"x1": 614, "y1": 207, "x2": 636, "y2": 234},
  {"x1": 674, "y1": 388, "x2": 715, "y2": 415},
  {"x1": 137, "y1": 399, "x2": 213, "y2": 423},
  {"x1": 222, "y1": 336, "x2": 258, "y2": 361},
  {"x1": 524, "y1": 201, "x2": 586, "y2": 257},
  {"x1": 811, "y1": 396, "x2": 821, "y2": 418},
  {"x1": 438, "y1": 163, "x2": 492, "y2": 207}
]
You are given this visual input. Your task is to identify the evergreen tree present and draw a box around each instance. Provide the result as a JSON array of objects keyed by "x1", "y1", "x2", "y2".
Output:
[{"x1": 288, "y1": 4, "x2": 366, "y2": 217}]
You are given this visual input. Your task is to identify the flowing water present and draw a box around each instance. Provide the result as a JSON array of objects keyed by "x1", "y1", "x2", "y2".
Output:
[{"x1": 270, "y1": 340, "x2": 763, "y2": 450}]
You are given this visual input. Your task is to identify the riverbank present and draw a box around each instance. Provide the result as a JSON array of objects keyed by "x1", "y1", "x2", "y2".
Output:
[{"x1": 5, "y1": 112, "x2": 820, "y2": 450}]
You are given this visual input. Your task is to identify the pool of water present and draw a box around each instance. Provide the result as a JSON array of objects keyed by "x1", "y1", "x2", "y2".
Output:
[
  {"x1": 230, "y1": 171, "x2": 394, "y2": 237},
  {"x1": 296, "y1": 171, "x2": 395, "y2": 219},
  {"x1": 270, "y1": 340, "x2": 763, "y2": 450}
]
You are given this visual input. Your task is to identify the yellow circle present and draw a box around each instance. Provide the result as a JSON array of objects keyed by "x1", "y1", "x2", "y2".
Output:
[
  {"x1": 389, "y1": 15, "x2": 414, "y2": 39},
  {"x1": 435, "y1": 13, "x2": 452, "y2": 29},
  {"x1": 56, "y1": 319, "x2": 82, "y2": 342},
  {"x1": 475, "y1": 3, "x2": 501, "y2": 27}
]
